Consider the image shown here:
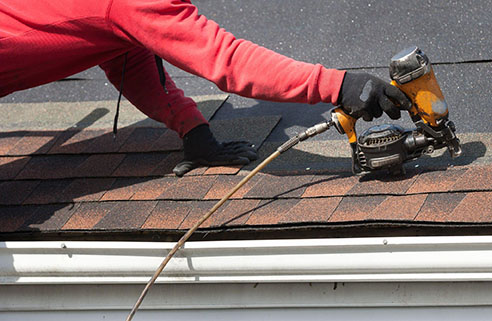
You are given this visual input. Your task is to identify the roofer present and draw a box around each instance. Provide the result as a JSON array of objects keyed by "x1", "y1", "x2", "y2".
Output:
[{"x1": 0, "y1": 0, "x2": 411, "y2": 176}]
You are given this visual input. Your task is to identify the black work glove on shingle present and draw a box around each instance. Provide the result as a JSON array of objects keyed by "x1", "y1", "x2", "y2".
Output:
[
  {"x1": 173, "y1": 124, "x2": 258, "y2": 177},
  {"x1": 338, "y1": 72, "x2": 412, "y2": 121}
]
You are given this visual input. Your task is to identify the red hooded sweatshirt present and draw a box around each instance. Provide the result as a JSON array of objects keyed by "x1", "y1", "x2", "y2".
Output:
[{"x1": 0, "y1": 0, "x2": 345, "y2": 137}]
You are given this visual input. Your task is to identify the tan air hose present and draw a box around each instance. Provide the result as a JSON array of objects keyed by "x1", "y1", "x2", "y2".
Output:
[{"x1": 125, "y1": 120, "x2": 333, "y2": 321}]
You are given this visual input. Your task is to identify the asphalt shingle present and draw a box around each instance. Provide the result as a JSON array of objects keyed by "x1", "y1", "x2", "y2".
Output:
[
  {"x1": 111, "y1": 153, "x2": 170, "y2": 177},
  {"x1": 0, "y1": 205, "x2": 38, "y2": 232},
  {"x1": 48, "y1": 129, "x2": 108, "y2": 154},
  {"x1": 0, "y1": 156, "x2": 30, "y2": 180},
  {"x1": 7, "y1": 133, "x2": 58, "y2": 155},
  {"x1": 329, "y1": 195, "x2": 387, "y2": 222},
  {"x1": 367, "y1": 194, "x2": 427, "y2": 221},
  {"x1": 244, "y1": 174, "x2": 314, "y2": 199},
  {"x1": 407, "y1": 168, "x2": 468, "y2": 194},
  {"x1": 279, "y1": 197, "x2": 342, "y2": 223},
  {"x1": 93, "y1": 201, "x2": 157, "y2": 230},
  {"x1": 142, "y1": 201, "x2": 191, "y2": 230},
  {"x1": 245, "y1": 199, "x2": 300, "y2": 226},
  {"x1": 63, "y1": 202, "x2": 117, "y2": 230},
  {"x1": 0, "y1": 133, "x2": 23, "y2": 155},
  {"x1": 57, "y1": 178, "x2": 115, "y2": 203},
  {"x1": 208, "y1": 199, "x2": 261, "y2": 227},
  {"x1": 415, "y1": 193, "x2": 468, "y2": 222},
  {"x1": 20, "y1": 203, "x2": 81, "y2": 232},
  {"x1": 16, "y1": 154, "x2": 89, "y2": 179},
  {"x1": 0, "y1": 180, "x2": 40, "y2": 205},
  {"x1": 302, "y1": 174, "x2": 358, "y2": 198},
  {"x1": 159, "y1": 176, "x2": 217, "y2": 200}
]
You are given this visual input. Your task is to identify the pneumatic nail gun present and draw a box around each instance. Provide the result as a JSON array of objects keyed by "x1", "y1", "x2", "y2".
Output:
[{"x1": 331, "y1": 46, "x2": 462, "y2": 175}]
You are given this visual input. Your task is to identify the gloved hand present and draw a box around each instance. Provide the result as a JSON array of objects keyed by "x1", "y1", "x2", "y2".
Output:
[
  {"x1": 338, "y1": 72, "x2": 412, "y2": 121},
  {"x1": 173, "y1": 124, "x2": 258, "y2": 177}
]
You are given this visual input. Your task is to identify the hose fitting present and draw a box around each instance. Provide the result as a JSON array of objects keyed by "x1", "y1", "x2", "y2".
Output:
[{"x1": 277, "y1": 120, "x2": 333, "y2": 154}]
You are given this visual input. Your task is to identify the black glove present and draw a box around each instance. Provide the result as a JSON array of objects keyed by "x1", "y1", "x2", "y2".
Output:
[
  {"x1": 173, "y1": 124, "x2": 258, "y2": 177},
  {"x1": 338, "y1": 72, "x2": 412, "y2": 121}
]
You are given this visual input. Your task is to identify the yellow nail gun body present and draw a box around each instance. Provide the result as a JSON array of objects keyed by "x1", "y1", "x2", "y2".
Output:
[{"x1": 332, "y1": 46, "x2": 462, "y2": 174}]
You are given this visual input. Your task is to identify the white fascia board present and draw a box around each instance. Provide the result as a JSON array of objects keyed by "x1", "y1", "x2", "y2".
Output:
[
  {"x1": 4, "y1": 282, "x2": 492, "y2": 311},
  {"x1": 2, "y1": 235, "x2": 492, "y2": 284}
]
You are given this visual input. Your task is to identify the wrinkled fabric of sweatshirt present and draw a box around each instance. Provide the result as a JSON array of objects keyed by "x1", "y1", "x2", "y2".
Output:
[{"x1": 0, "y1": 0, "x2": 346, "y2": 137}]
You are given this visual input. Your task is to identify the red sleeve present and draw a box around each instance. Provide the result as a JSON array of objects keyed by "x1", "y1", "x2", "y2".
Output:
[
  {"x1": 107, "y1": 0, "x2": 345, "y2": 105},
  {"x1": 99, "y1": 47, "x2": 208, "y2": 137}
]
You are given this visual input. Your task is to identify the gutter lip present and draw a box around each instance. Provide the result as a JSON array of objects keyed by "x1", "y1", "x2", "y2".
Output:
[{"x1": 3, "y1": 235, "x2": 492, "y2": 285}]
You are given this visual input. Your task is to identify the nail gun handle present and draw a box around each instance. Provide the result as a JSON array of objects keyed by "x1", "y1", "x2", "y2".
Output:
[
  {"x1": 330, "y1": 108, "x2": 362, "y2": 174},
  {"x1": 390, "y1": 70, "x2": 448, "y2": 127},
  {"x1": 389, "y1": 80, "x2": 420, "y2": 121}
]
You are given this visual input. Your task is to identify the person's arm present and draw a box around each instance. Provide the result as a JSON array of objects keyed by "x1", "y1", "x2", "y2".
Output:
[
  {"x1": 100, "y1": 47, "x2": 257, "y2": 176},
  {"x1": 99, "y1": 47, "x2": 208, "y2": 137},
  {"x1": 106, "y1": 0, "x2": 346, "y2": 106}
]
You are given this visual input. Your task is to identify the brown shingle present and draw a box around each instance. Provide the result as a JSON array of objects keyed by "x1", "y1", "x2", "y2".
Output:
[
  {"x1": 0, "y1": 133, "x2": 23, "y2": 155},
  {"x1": 159, "y1": 175, "x2": 216, "y2": 200},
  {"x1": 75, "y1": 154, "x2": 126, "y2": 177},
  {"x1": 178, "y1": 200, "x2": 215, "y2": 229},
  {"x1": 348, "y1": 172, "x2": 417, "y2": 196},
  {"x1": 142, "y1": 201, "x2": 191, "y2": 229},
  {"x1": 0, "y1": 156, "x2": 30, "y2": 180},
  {"x1": 48, "y1": 129, "x2": 107, "y2": 154},
  {"x1": 0, "y1": 180, "x2": 40, "y2": 205},
  {"x1": 209, "y1": 199, "x2": 261, "y2": 227},
  {"x1": 83, "y1": 127, "x2": 134, "y2": 153},
  {"x1": 112, "y1": 153, "x2": 170, "y2": 177},
  {"x1": 57, "y1": 178, "x2": 115, "y2": 203},
  {"x1": 149, "y1": 129, "x2": 183, "y2": 152},
  {"x1": 183, "y1": 166, "x2": 208, "y2": 176},
  {"x1": 279, "y1": 197, "x2": 342, "y2": 223},
  {"x1": 244, "y1": 174, "x2": 313, "y2": 199},
  {"x1": 245, "y1": 199, "x2": 300, "y2": 225},
  {"x1": 302, "y1": 174, "x2": 358, "y2": 197},
  {"x1": 16, "y1": 154, "x2": 89, "y2": 179},
  {"x1": 20, "y1": 203, "x2": 81, "y2": 231},
  {"x1": 23, "y1": 179, "x2": 74, "y2": 205},
  {"x1": 203, "y1": 174, "x2": 263, "y2": 200},
  {"x1": 62, "y1": 202, "x2": 117, "y2": 230},
  {"x1": 451, "y1": 166, "x2": 492, "y2": 191},
  {"x1": 415, "y1": 193, "x2": 467, "y2": 222},
  {"x1": 118, "y1": 127, "x2": 166, "y2": 153},
  {"x1": 94, "y1": 200, "x2": 157, "y2": 230},
  {"x1": 101, "y1": 177, "x2": 151, "y2": 201},
  {"x1": 367, "y1": 194, "x2": 427, "y2": 220},
  {"x1": 407, "y1": 168, "x2": 467, "y2": 194},
  {"x1": 329, "y1": 195, "x2": 387, "y2": 222},
  {"x1": 0, "y1": 205, "x2": 38, "y2": 232},
  {"x1": 204, "y1": 165, "x2": 242, "y2": 175},
  {"x1": 449, "y1": 192, "x2": 492, "y2": 222},
  {"x1": 150, "y1": 152, "x2": 183, "y2": 176},
  {"x1": 7, "y1": 133, "x2": 58, "y2": 155},
  {"x1": 131, "y1": 177, "x2": 177, "y2": 200}
]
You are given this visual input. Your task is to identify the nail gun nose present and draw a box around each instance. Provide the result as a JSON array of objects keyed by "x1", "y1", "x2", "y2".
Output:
[
  {"x1": 443, "y1": 120, "x2": 462, "y2": 158},
  {"x1": 449, "y1": 140, "x2": 462, "y2": 158}
]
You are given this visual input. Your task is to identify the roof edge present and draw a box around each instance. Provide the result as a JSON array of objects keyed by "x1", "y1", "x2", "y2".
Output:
[{"x1": 4, "y1": 221, "x2": 492, "y2": 241}]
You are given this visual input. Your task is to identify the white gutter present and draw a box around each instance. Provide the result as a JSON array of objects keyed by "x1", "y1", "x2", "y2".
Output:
[{"x1": 2, "y1": 235, "x2": 492, "y2": 284}]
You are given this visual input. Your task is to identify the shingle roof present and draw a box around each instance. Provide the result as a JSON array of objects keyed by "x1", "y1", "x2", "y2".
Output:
[
  {"x1": 1, "y1": 95, "x2": 491, "y2": 241},
  {"x1": 1, "y1": 118, "x2": 492, "y2": 241}
]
